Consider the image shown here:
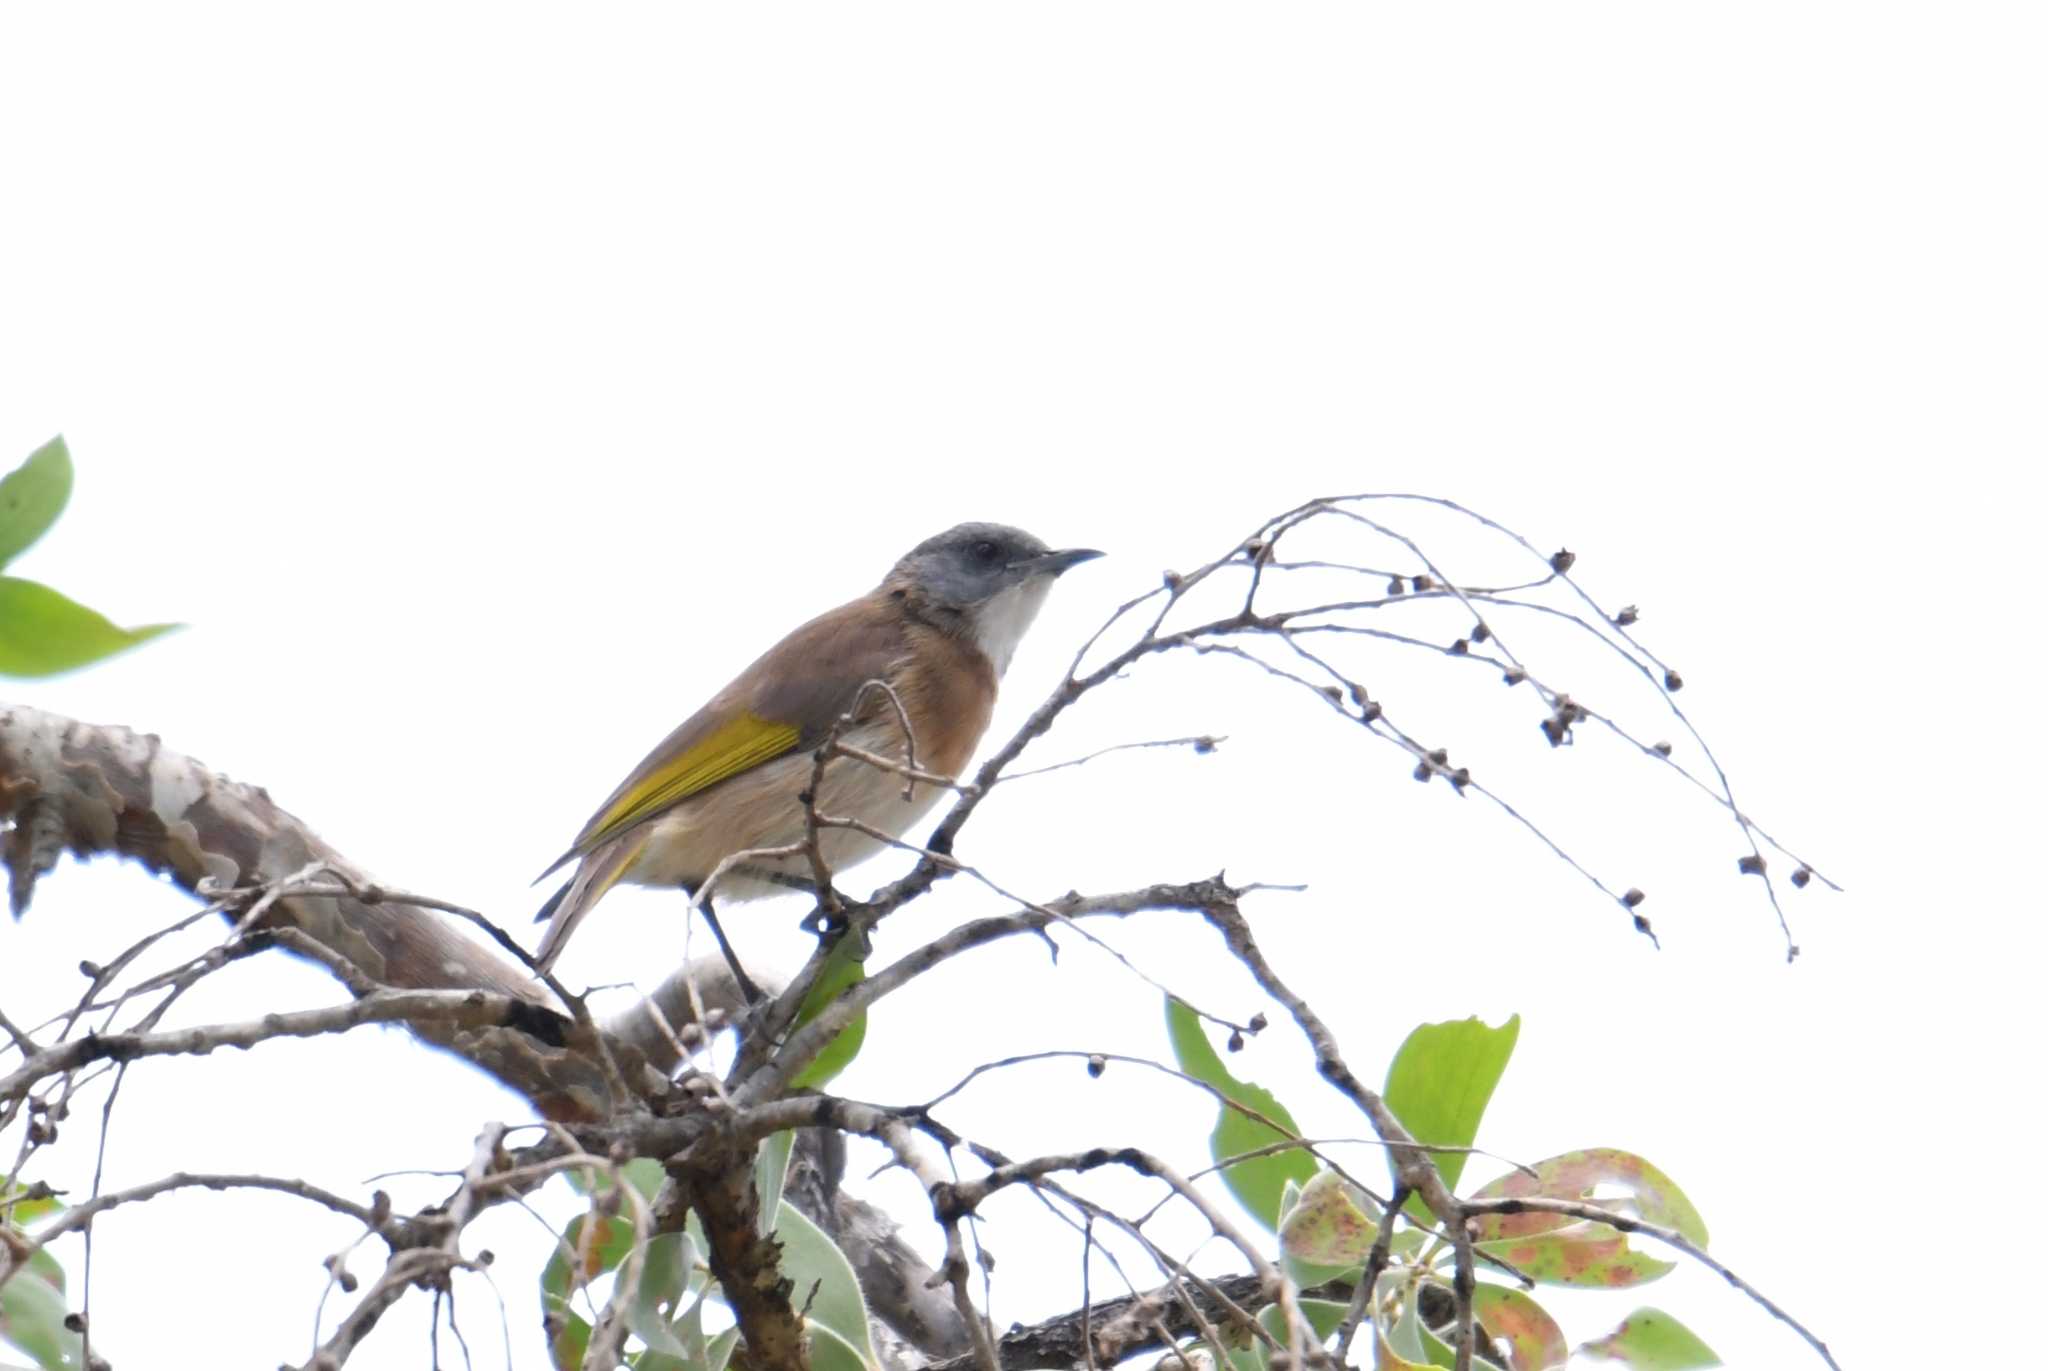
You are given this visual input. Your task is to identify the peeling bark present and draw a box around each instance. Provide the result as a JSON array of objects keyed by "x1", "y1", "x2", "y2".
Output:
[
  {"x1": 0, "y1": 703, "x2": 648, "y2": 1120},
  {"x1": 0, "y1": 704, "x2": 954, "y2": 1370}
]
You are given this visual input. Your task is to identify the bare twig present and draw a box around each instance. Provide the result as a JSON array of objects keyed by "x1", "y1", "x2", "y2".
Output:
[
  {"x1": 1334, "y1": 1183, "x2": 1409, "y2": 1364},
  {"x1": 1462, "y1": 1194, "x2": 1841, "y2": 1370},
  {"x1": 1, "y1": 989, "x2": 560, "y2": 1102},
  {"x1": 1000, "y1": 736, "x2": 1225, "y2": 783},
  {"x1": 294, "y1": 1124, "x2": 511, "y2": 1371},
  {"x1": 1, "y1": 1172, "x2": 384, "y2": 1294}
]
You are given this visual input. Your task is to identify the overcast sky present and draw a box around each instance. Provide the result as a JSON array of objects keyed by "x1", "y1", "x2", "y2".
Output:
[{"x1": 3, "y1": 5, "x2": 2042, "y2": 1369}]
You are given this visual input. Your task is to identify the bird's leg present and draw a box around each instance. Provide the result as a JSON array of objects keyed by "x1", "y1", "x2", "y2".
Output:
[
  {"x1": 756, "y1": 870, "x2": 819, "y2": 896},
  {"x1": 757, "y1": 871, "x2": 856, "y2": 938},
  {"x1": 693, "y1": 894, "x2": 765, "y2": 1005}
]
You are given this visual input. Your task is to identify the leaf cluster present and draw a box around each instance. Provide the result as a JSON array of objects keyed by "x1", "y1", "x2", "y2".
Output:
[
  {"x1": 542, "y1": 1159, "x2": 879, "y2": 1371},
  {"x1": 0, "y1": 438, "x2": 175, "y2": 679},
  {"x1": 1168, "y1": 1004, "x2": 1720, "y2": 1371},
  {"x1": 1, "y1": 1184, "x2": 87, "y2": 1370}
]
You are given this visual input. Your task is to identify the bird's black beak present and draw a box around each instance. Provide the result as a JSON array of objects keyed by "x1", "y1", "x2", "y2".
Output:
[{"x1": 1028, "y1": 547, "x2": 1105, "y2": 577}]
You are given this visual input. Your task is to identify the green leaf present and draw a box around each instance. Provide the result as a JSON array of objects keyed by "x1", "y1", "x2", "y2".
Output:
[
  {"x1": 563, "y1": 1157, "x2": 664, "y2": 1201},
  {"x1": 0, "y1": 438, "x2": 71, "y2": 569},
  {"x1": 1417, "y1": 1323, "x2": 1458, "y2": 1370},
  {"x1": 1577, "y1": 1307, "x2": 1721, "y2": 1368},
  {"x1": 1279, "y1": 1169, "x2": 1380, "y2": 1268},
  {"x1": 0, "y1": 1185, "x2": 63, "y2": 1232},
  {"x1": 625, "y1": 1232, "x2": 699, "y2": 1359},
  {"x1": 0, "y1": 1187, "x2": 65, "y2": 1297},
  {"x1": 1383, "y1": 1016, "x2": 1518, "y2": 1220},
  {"x1": 676, "y1": 1288, "x2": 733, "y2": 1370},
  {"x1": 0, "y1": 577, "x2": 177, "y2": 678},
  {"x1": 790, "y1": 939, "x2": 868, "y2": 1090},
  {"x1": 636, "y1": 1285, "x2": 714, "y2": 1371},
  {"x1": 1257, "y1": 1296, "x2": 1349, "y2": 1347},
  {"x1": 1376, "y1": 1275, "x2": 1432, "y2": 1371},
  {"x1": 775, "y1": 1199, "x2": 878, "y2": 1371},
  {"x1": 0, "y1": 1257, "x2": 84, "y2": 1371},
  {"x1": 0, "y1": 1184, "x2": 80, "y2": 1371},
  {"x1": 1469, "y1": 1149, "x2": 1707, "y2": 1289},
  {"x1": 755, "y1": 1129, "x2": 797, "y2": 1238},
  {"x1": 1231, "y1": 1297, "x2": 1348, "y2": 1371},
  {"x1": 1470, "y1": 1284, "x2": 1568, "y2": 1370},
  {"x1": 1278, "y1": 1174, "x2": 1352, "y2": 1291},
  {"x1": 808, "y1": 1321, "x2": 875, "y2": 1371},
  {"x1": 1277, "y1": 1171, "x2": 1425, "y2": 1291},
  {"x1": 548, "y1": 1309, "x2": 591, "y2": 1371},
  {"x1": 1164, "y1": 996, "x2": 1314, "y2": 1230},
  {"x1": 1222, "y1": 1313, "x2": 1267, "y2": 1371},
  {"x1": 542, "y1": 1212, "x2": 638, "y2": 1308},
  {"x1": 13, "y1": 1250, "x2": 63, "y2": 1302},
  {"x1": 623, "y1": 1159, "x2": 666, "y2": 1202}
]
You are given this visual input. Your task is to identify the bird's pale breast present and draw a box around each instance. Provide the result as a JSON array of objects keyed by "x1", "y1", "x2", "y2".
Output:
[{"x1": 622, "y1": 623, "x2": 998, "y2": 899}]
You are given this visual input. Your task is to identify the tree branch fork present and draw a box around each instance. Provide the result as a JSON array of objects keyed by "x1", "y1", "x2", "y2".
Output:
[{"x1": 2, "y1": 497, "x2": 1836, "y2": 1370}]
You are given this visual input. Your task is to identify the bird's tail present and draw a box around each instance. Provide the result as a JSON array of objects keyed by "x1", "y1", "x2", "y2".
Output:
[{"x1": 532, "y1": 832, "x2": 647, "y2": 973}]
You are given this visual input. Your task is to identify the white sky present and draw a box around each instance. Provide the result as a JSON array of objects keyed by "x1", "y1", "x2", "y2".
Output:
[{"x1": 2, "y1": 4, "x2": 2042, "y2": 1368}]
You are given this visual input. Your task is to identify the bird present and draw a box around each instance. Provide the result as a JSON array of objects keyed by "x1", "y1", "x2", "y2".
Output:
[{"x1": 531, "y1": 522, "x2": 1102, "y2": 980}]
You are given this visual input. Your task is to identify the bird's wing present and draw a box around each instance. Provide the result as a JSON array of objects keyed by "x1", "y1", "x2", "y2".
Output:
[{"x1": 539, "y1": 601, "x2": 911, "y2": 877}]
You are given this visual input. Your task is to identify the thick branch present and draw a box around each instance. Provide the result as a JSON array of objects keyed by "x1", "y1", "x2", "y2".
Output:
[
  {"x1": 926, "y1": 1276, "x2": 1494, "y2": 1371},
  {"x1": 673, "y1": 1140, "x2": 812, "y2": 1371},
  {"x1": 0, "y1": 703, "x2": 629, "y2": 1121},
  {"x1": 930, "y1": 1274, "x2": 1275, "y2": 1371}
]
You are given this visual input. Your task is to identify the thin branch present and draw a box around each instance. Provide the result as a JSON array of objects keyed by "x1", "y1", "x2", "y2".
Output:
[
  {"x1": 295, "y1": 1124, "x2": 511, "y2": 1371},
  {"x1": 1462, "y1": 1195, "x2": 1840, "y2": 1370},
  {"x1": 1192, "y1": 890, "x2": 1465, "y2": 1224},
  {"x1": 1000, "y1": 736, "x2": 1225, "y2": 784},
  {"x1": 1449, "y1": 1209, "x2": 1476, "y2": 1371},
  {"x1": 1334, "y1": 1183, "x2": 1408, "y2": 1364},
  {"x1": 731, "y1": 879, "x2": 1250, "y2": 1108},
  {"x1": 1, "y1": 1172, "x2": 384, "y2": 1295},
  {"x1": 578, "y1": 1160, "x2": 659, "y2": 1371},
  {"x1": 1, "y1": 989, "x2": 560, "y2": 1101}
]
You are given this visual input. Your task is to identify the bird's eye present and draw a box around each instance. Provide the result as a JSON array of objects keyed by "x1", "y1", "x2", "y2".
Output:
[{"x1": 971, "y1": 540, "x2": 1001, "y2": 563}]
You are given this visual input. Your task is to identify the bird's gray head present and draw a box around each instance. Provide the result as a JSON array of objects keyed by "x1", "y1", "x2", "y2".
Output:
[{"x1": 888, "y1": 522, "x2": 1103, "y2": 674}]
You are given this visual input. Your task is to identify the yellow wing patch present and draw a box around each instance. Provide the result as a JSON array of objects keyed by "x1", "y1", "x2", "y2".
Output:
[{"x1": 576, "y1": 711, "x2": 800, "y2": 854}]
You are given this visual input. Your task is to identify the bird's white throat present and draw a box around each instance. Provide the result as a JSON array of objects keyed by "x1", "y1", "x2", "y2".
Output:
[{"x1": 971, "y1": 577, "x2": 1055, "y2": 676}]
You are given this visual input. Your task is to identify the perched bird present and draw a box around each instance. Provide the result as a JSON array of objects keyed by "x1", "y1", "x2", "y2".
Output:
[{"x1": 533, "y1": 522, "x2": 1102, "y2": 976}]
